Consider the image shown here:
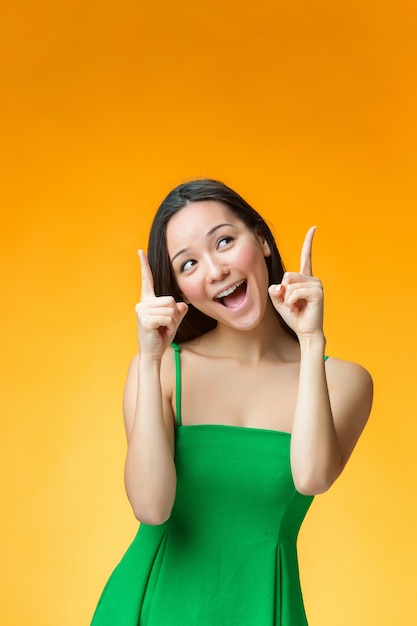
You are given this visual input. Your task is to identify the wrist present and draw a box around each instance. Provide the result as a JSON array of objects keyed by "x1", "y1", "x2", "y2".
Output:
[
  {"x1": 298, "y1": 332, "x2": 326, "y2": 353},
  {"x1": 138, "y1": 352, "x2": 163, "y2": 370}
]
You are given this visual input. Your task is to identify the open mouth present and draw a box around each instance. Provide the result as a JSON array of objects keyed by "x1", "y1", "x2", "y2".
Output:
[{"x1": 214, "y1": 280, "x2": 247, "y2": 308}]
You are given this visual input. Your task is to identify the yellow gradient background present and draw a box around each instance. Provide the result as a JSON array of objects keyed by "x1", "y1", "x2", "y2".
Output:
[{"x1": 2, "y1": 1, "x2": 416, "y2": 624}]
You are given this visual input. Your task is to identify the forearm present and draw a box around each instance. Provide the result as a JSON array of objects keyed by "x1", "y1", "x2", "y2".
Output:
[
  {"x1": 124, "y1": 357, "x2": 176, "y2": 524},
  {"x1": 290, "y1": 335, "x2": 343, "y2": 495}
]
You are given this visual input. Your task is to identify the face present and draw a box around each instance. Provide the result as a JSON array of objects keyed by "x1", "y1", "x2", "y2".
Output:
[{"x1": 166, "y1": 200, "x2": 272, "y2": 331}]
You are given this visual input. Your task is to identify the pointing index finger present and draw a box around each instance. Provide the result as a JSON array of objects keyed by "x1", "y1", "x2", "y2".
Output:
[
  {"x1": 138, "y1": 249, "x2": 156, "y2": 300},
  {"x1": 299, "y1": 226, "x2": 316, "y2": 276}
]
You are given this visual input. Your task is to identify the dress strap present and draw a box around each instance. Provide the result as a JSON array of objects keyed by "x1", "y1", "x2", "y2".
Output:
[
  {"x1": 171, "y1": 344, "x2": 327, "y2": 426},
  {"x1": 171, "y1": 343, "x2": 182, "y2": 427}
]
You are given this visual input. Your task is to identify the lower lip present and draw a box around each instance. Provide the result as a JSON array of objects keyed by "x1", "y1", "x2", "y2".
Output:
[{"x1": 215, "y1": 283, "x2": 249, "y2": 312}]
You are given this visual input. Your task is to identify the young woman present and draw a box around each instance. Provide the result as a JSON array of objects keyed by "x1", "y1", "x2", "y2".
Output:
[{"x1": 91, "y1": 179, "x2": 373, "y2": 625}]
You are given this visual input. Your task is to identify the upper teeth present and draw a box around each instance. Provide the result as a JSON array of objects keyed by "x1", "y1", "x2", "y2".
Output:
[{"x1": 215, "y1": 280, "x2": 245, "y2": 299}]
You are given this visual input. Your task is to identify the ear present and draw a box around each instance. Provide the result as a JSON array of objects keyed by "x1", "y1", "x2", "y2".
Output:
[{"x1": 256, "y1": 232, "x2": 272, "y2": 257}]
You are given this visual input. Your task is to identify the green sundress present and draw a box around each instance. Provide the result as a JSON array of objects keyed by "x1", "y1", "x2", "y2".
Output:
[{"x1": 91, "y1": 343, "x2": 321, "y2": 625}]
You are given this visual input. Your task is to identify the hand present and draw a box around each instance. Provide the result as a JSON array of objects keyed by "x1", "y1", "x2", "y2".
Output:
[
  {"x1": 268, "y1": 227, "x2": 324, "y2": 340},
  {"x1": 135, "y1": 250, "x2": 188, "y2": 360}
]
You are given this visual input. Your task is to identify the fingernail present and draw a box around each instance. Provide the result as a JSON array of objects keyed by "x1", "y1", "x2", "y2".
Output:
[{"x1": 274, "y1": 284, "x2": 282, "y2": 293}]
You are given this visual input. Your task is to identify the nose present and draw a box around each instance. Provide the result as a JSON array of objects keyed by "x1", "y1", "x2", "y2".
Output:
[{"x1": 205, "y1": 255, "x2": 229, "y2": 283}]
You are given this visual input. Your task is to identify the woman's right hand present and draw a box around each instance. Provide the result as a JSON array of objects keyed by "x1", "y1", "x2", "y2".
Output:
[{"x1": 135, "y1": 250, "x2": 188, "y2": 361}]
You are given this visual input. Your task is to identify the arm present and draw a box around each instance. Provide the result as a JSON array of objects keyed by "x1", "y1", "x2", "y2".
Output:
[
  {"x1": 123, "y1": 352, "x2": 176, "y2": 525},
  {"x1": 291, "y1": 336, "x2": 373, "y2": 494},
  {"x1": 123, "y1": 251, "x2": 188, "y2": 524},
  {"x1": 269, "y1": 228, "x2": 373, "y2": 495}
]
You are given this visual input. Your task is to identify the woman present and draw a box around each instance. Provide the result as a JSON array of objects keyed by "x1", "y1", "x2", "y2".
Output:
[{"x1": 91, "y1": 179, "x2": 373, "y2": 625}]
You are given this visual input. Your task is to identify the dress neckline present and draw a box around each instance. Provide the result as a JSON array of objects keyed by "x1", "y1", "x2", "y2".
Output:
[{"x1": 176, "y1": 423, "x2": 291, "y2": 436}]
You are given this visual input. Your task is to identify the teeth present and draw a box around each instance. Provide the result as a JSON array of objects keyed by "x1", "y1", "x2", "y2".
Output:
[{"x1": 215, "y1": 280, "x2": 245, "y2": 299}]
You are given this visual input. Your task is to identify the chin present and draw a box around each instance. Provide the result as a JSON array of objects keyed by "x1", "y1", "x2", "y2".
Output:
[{"x1": 226, "y1": 313, "x2": 264, "y2": 332}]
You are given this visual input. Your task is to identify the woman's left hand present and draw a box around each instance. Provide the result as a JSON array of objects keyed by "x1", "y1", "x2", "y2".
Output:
[{"x1": 268, "y1": 226, "x2": 324, "y2": 340}]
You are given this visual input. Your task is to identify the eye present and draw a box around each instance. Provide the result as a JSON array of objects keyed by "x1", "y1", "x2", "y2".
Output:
[
  {"x1": 180, "y1": 259, "x2": 197, "y2": 273},
  {"x1": 217, "y1": 236, "x2": 234, "y2": 249}
]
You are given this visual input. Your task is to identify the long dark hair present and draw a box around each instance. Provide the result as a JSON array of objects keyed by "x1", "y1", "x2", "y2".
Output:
[{"x1": 147, "y1": 179, "x2": 297, "y2": 343}]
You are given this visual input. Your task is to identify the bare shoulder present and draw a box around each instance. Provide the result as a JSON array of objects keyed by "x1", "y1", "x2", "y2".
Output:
[
  {"x1": 326, "y1": 356, "x2": 373, "y2": 399},
  {"x1": 325, "y1": 357, "x2": 374, "y2": 463}
]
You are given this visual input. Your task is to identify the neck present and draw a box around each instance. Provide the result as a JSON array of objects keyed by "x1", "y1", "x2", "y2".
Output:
[{"x1": 202, "y1": 305, "x2": 299, "y2": 364}]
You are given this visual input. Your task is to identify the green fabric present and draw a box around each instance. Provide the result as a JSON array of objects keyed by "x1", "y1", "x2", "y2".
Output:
[
  {"x1": 172, "y1": 342, "x2": 182, "y2": 426},
  {"x1": 91, "y1": 343, "x2": 319, "y2": 626}
]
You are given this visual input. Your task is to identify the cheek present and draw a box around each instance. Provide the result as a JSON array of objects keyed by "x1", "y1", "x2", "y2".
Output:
[
  {"x1": 236, "y1": 247, "x2": 257, "y2": 266},
  {"x1": 177, "y1": 278, "x2": 205, "y2": 304},
  {"x1": 235, "y1": 245, "x2": 269, "y2": 278}
]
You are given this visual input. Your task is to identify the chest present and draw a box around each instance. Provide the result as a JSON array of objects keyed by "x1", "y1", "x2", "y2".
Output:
[{"x1": 177, "y1": 354, "x2": 300, "y2": 432}]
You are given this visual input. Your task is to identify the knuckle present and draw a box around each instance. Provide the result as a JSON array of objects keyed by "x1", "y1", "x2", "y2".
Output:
[
  {"x1": 140, "y1": 314, "x2": 151, "y2": 328},
  {"x1": 157, "y1": 295, "x2": 174, "y2": 307}
]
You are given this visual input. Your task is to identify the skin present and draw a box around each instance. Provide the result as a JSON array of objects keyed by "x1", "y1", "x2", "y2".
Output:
[{"x1": 123, "y1": 201, "x2": 373, "y2": 524}]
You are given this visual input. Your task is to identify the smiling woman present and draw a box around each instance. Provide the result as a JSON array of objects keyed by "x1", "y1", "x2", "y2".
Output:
[
  {"x1": 90, "y1": 179, "x2": 373, "y2": 626},
  {"x1": 166, "y1": 200, "x2": 273, "y2": 332},
  {"x1": 148, "y1": 180, "x2": 298, "y2": 343}
]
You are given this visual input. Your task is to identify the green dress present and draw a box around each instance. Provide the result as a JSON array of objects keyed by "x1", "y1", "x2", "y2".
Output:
[{"x1": 91, "y1": 344, "x2": 320, "y2": 625}]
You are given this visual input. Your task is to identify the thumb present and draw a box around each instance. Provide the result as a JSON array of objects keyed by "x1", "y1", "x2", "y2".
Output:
[
  {"x1": 268, "y1": 283, "x2": 285, "y2": 307},
  {"x1": 176, "y1": 301, "x2": 189, "y2": 323}
]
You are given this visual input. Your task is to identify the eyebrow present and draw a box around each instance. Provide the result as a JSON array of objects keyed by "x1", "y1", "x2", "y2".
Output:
[{"x1": 170, "y1": 223, "x2": 237, "y2": 264}]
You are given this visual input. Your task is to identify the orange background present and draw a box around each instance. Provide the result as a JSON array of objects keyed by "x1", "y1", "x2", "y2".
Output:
[{"x1": 2, "y1": 1, "x2": 416, "y2": 624}]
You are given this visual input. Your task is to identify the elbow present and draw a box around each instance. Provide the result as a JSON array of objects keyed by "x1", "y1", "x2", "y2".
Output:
[
  {"x1": 134, "y1": 510, "x2": 172, "y2": 526},
  {"x1": 294, "y1": 475, "x2": 332, "y2": 496},
  {"x1": 132, "y1": 501, "x2": 174, "y2": 525},
  {"x1": 124, "y1": 469, "x2": 177, "y2": 526},
  {"x1": 293, "y1": 464, "x2": 343, "y2": 496},
  {"x1": 128, "y1": 488, "x2": 176, "y2": 525}
]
